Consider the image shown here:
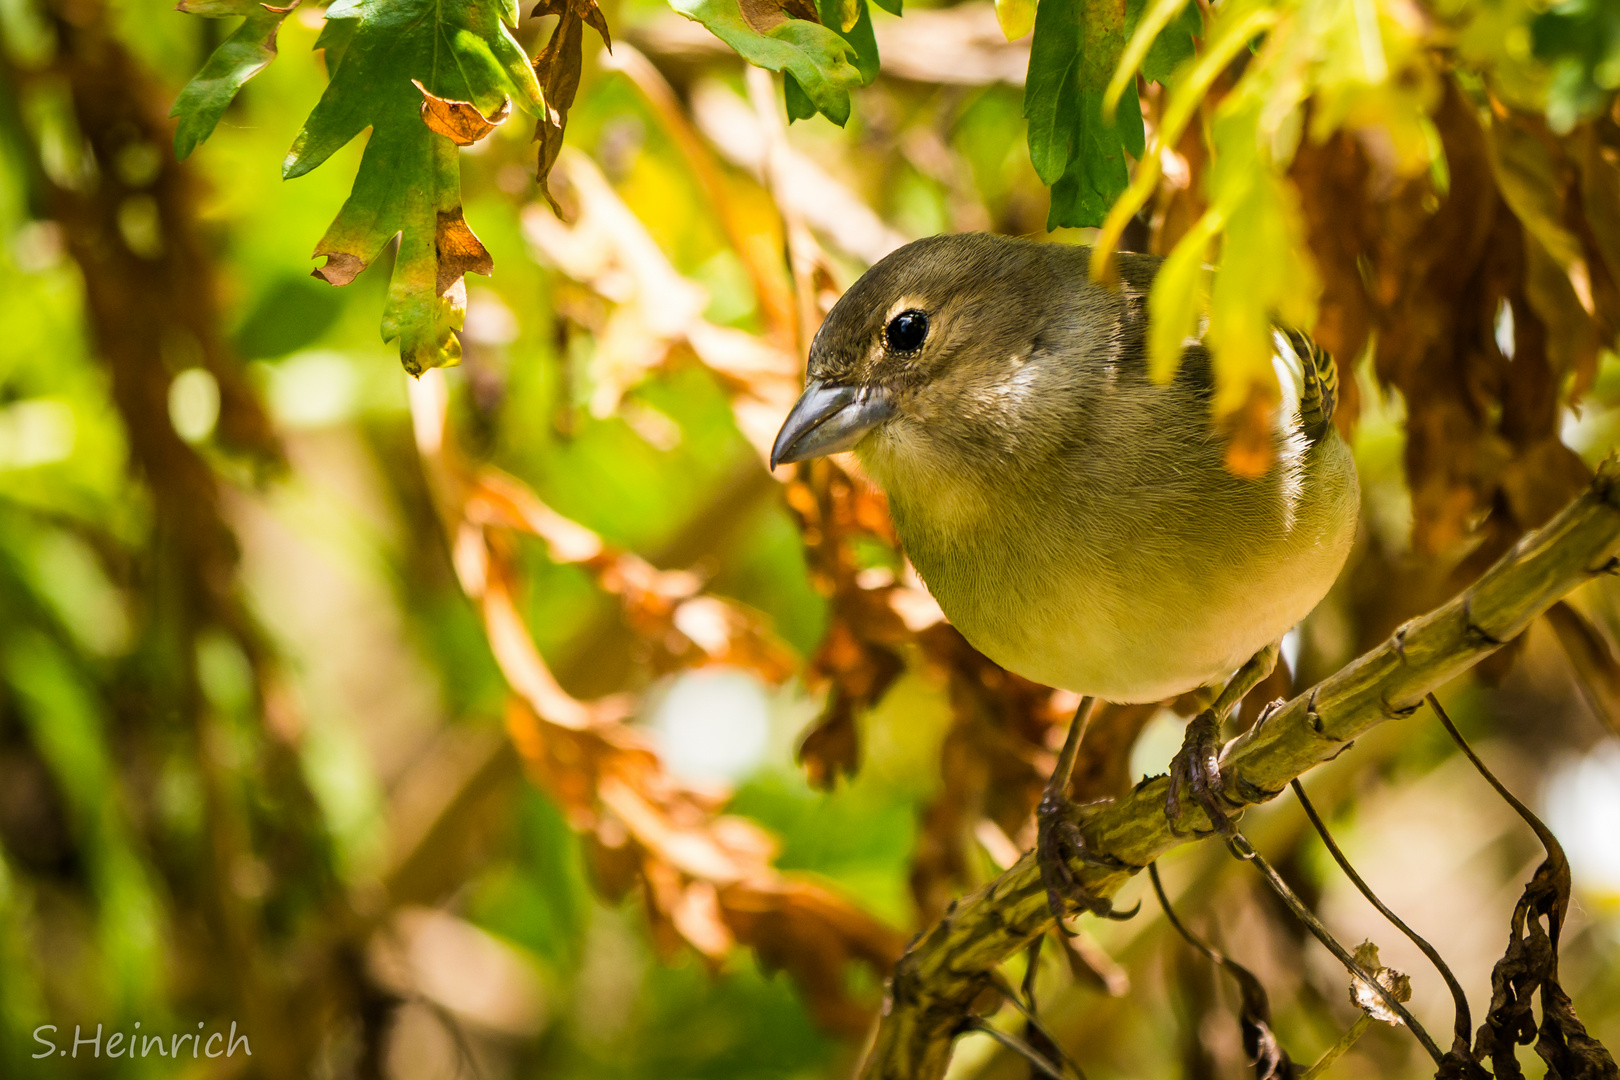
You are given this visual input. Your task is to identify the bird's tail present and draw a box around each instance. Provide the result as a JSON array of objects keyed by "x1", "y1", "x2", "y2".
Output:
[{"x1": 1276, "y1": 327, "x2": 1338, "y2": 444}]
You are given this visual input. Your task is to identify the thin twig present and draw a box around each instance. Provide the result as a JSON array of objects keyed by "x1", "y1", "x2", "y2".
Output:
[
  {"x1": 1148, "y1": 861, "x2": 1221, "y2": 964},
  {"x1": 1300, "y1": 1015, "x2": 1373, "y2": 1080},
  {"x1": 962, "y1": 1018, "x2": 1076, "y2": 1080},
  {"x1": 1222, "y1": 831, "x2": 1445, "y2": 1064},
  {"x1": 1426, "y1": 694, "x2": 1566, "y2": 866},
  {"x1": 987, "y1": 971, "x2": 1091, "y2": 1080},
  {"x1": 1021, "y1": 936, "x2": 1043, "y2": 1009},
  {"x1": 1291, "y1": 778, "x2": 1472, "y2": 1053}
]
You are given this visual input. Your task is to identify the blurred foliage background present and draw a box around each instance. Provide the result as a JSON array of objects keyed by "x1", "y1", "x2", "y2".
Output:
[{"x1": 2, "y1": 0, "x2": 1620, "y2": 1076}]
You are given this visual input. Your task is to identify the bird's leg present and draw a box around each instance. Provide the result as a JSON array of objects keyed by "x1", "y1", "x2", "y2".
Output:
[
  {"x1": 1035, "y1": 696, "x2": 1131, "y2": 928},
  {"x1": 1164, "y1": 643, "x2": 1280, "y2": 837}
]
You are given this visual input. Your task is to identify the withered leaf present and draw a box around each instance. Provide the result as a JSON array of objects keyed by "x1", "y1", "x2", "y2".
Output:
[
  {"x1": 310, "y1": 250, "x2": 365, "y2": 287},
  {"x1": 719, "y1": 880, "x2": 906, "y2": 1038},
  {"x1": 738, "y1": 0, "x2": 820, "y2": 34},
  {"x1": 532, "y1": 0, "x2": 611, "y2": 212},
  {"x1": 1579, "y1": 125, "x2": 1620, "y2": 299},
  {"x1": 1348, "y1": 941, "x2": 1412, "y2": 1026},
  {"x1": 434, "y1": 209, "x2": 494, "y2": 296},
  {"x1": 784, "y1": 461, "x2": 912, "y2": 790},
  {"x1": 1221, "y1": 384, "x2": 1279, "y2": 481},
  {"x1": 414, "y1": 79, "x2": 512, "y2": 145},
  {"x1": 533, "y1": 0, "x2": 611, "y2": 48},
  {"x1": 1231, "y1": 956, "x2": 1297, "y2": 1080},
  {"x1": 796, "y1": 687, "x2": 863, "y2": 789},
  {"x1": 1538, "y1": 980, "x2": 1620, "y2": 1080},
  {"x1": 1433, "y1": 697, "x2": 1619, "y2": 1080}
]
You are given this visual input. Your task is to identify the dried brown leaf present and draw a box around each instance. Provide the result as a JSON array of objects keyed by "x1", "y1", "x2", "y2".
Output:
[
  {"x1": 1348, "y1": 941, "x2": 1412, "y2": 1025},
  {"x1": 434, "y1": 209, "x2": 494, "y2": 296},
  {"x1": 1433, "y1": 699, "x2": 1618, "y2": 1080},
  {"x1": 414, "y1": 80, "x2": 512, "y2": 145},
  {"x1": 786, "y1": 460, "x2": 914, "y2": 789},
  {"x1": 1579, "y1": 123, "x2": 1620, "y2": 342},
  {"x1": 311, "y1": 250, "x2": 365, "y2": 287},
  {"x1": 407, "y1": 368, "x2": 900, "y2": 1038},
  {"x1": 738, "y1": 0, "x2": 820, "y2": 33},
  {"x1": 1151, "y1": 866, "x2": 1297, "y2": 1080},
  {"x1": 532, "y1": 0, "x2": 610, "y2": 212},
  {"x1": 721, "y1": 879, "x2": 908, "y2": 1038}
]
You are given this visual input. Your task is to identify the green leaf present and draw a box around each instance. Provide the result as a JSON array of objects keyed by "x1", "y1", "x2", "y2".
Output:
[
  {"x1": 279, "y1": 0, "x2": 542, "y2": 374},
  {"x1": 174, "y1": 0, "x2": 271, "y2": 15},
  {"x1": 1024, "y1": 0, "x2": 1081, "y2": 185},
  {"x1": 1027, "y1": 0, "x2": 1144, "y2": 227},
  {"x1": 313, "y1": 14, "x2": 358, "y2": 70},
  {"x1": 1148, "y1": 209, "x2": 1218, "y2": 381},
  {"x1": 285, "y1": 0, "x2": 540, "y2": 180},
  {"x1": 672, "y1": 0, "x2": 863, "y2": 125},
  {"x1": 869, "y1": 0, "x2": 898, "y2": 15},
  {"x1": 816, "y1": 0, "x2": 878, "y2": 85},
  {"x1": 1117, "y1": 76, "x2": 1143, "y2": 159},
  {"x1": 1533, "y1": 0, "x2": 1620, "y2": 133},
  {"x1": 1046, "y1": 88, "x2": 1130, "y2": 229},
  {"x1": 995, "y1": 0, "x2": 1035, "y2": 42},
  {"x1": 169, "y1": 0, "x2": 297, "y2": 160},
  {"x1": 1140, "y1": 0, "x2": 1199, "y2": 85},
  {"x1": 784, "y1": 71, "x2": 819, "y2": 121}
]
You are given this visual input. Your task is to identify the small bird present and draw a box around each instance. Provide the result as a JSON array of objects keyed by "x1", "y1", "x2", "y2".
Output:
[{"x1": 771, "y1": 233, "x2": 1358, "y2": 918}]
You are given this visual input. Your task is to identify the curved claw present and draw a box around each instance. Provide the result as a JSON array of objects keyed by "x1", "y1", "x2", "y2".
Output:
[
  {"x1": 1035, "y1": 793, "x2": 1134, "y2": 927},
  {"x1": 1036, "y1": 814, "x2": 1085, "y2": 935},
  {"x1": 1098, "y1": 899, "x2": 1141, "y2": 921},
  {"x1": 1164, "y1": 709, "x2": 1236, "y2": 837}
]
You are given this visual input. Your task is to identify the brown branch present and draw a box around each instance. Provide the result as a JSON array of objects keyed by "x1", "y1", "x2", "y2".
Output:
[{"x1": 859, "y1": 456, "x2": 1620, "y2": 1080}]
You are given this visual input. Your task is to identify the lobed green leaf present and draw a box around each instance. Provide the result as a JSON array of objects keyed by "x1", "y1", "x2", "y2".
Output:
[
  {"x1": 672, "y1": 0, "x2": 864, "y2": 125},
  {"x1": 278, "y1": 0, "x2": 540, "y2": 373},
  {"x1": 170, "y1": 2, "x2": 297, "y2": 160}
]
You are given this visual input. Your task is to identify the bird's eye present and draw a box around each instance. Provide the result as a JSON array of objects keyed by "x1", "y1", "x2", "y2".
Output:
[{"x1": 885, "y1": 310, "x2": 929, "y2": 353}]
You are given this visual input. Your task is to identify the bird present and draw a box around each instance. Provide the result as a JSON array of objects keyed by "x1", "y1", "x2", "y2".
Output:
[{"x1": 770, "y1": 233, "x2": 1359, "y2": 921}]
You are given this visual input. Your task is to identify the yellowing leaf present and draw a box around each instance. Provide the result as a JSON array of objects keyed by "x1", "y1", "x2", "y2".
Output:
[
  {"x1": 1147, "y1": 209, "x2": 1219, "y2": 383},
  {"x1": 994, "y1": 0, "x2": 1034, "y2": 43},
  {"x1": 1207, "y1": 169, "x2": 1320, "y2": 416},
  {"x1": 1105, "y1": 0, "x2": 1191, "y2": 117}
]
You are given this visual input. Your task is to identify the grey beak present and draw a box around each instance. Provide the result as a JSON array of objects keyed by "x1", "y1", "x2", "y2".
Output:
[{"x1": 771, "y1": 380, "x2": 895, "y2": 469}]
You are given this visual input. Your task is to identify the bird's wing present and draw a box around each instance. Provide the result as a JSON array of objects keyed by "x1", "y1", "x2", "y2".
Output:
[{"x1": 1274, "y1": 327, "x2": 1338, "y2": 444}]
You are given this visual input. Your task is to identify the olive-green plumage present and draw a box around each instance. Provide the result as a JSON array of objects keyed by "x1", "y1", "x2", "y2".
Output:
[{"x1": 773, "y1": 233, "x2": 1359, "y2": 704}]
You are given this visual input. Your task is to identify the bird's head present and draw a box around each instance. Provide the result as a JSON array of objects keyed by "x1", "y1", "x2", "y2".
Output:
[{"x1": 770, "y1": 234, "x2": 1095, "y2": 478}]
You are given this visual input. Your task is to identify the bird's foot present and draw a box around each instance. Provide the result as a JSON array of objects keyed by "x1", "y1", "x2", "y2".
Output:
[
  {"x1": 1035, "y1": 789, "x2": 1136, "y2": 929},
  {"x1": 1164, "y1": 708, "x2": 1240, "y2": 837}
]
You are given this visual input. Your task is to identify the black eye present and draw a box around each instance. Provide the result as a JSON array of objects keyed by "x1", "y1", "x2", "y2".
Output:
[{"x1": 885, "y1": 309, "x2": 929, "y2": 353}]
